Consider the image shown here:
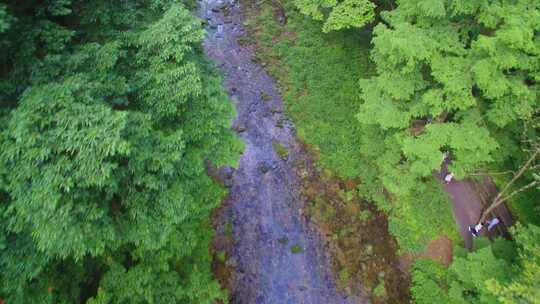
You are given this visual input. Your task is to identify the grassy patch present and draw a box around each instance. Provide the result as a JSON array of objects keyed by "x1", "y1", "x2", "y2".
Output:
[
  {"x1": 388, "y1": 181, "x2": 461, "y2": 254},
  {"x1": 224, "y1": 222, "x2": 233, "y2": 237},
  {"x1": 373, "y1": 279, "x2": 387, "y2": 299},
  {"x1": 338, "y1": 267, "x2": 350, "y2": 288},
  {"x1": 216, "y1": 250, "x2": 226, "y2": 262},
  {"x1": 290, "y1": 244, "x2": 302, "y2": 254},
  {"x1": 273, "y1": 141, "x2": 289, "y2": 160}
]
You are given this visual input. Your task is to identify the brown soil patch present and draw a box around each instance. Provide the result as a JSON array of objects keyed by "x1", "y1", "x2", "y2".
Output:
[
  {"x1": 422, "y1": 235, "x2": 453, "y2": 266},
  {"x1": 397, "y1": 235, "x2": 453, "y2": 279}
]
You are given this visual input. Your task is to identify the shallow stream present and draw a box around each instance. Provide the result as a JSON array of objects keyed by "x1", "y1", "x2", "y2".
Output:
[{"x1": 200, "y1": 0, "x2": 364, "y2": 303}]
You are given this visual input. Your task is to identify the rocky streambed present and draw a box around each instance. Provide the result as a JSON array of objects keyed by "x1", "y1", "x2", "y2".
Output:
[{"x1": 200, "y1": 0, "x2": 365, "y2": 303}]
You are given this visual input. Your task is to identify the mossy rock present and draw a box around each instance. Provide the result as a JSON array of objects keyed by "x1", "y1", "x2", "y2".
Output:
[
  {"x1": 290, "y1": 244, "x2": 302, "y2": 254},
  {"x1": 224, "y1": 222, "x2": 233, "y2": 236},
  {"x1": 273, "y1": 141, "x2": 289, "y2": 160},
  {"x1": 261, "y1": 91, "x2": 272, "y2": 101},
  {"x1": 216, "y1": 250, "x2": 226, "y2": 262},
  {"x1": 338, "y1": 267, "x2": 350, "y2": 287},
  {"x1": 278, "y1": 236, "x2": 289, "y2": 245},
  {"x1": 373, "y1": 280, "x2": 387, "y2": 299},
  {"x1": 358, "y1": 209, "x2": 372, "y2": 222}
]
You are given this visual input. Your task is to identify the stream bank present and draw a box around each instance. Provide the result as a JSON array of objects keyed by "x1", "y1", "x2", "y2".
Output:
[
  {"x1": 201, "y1": 0, "x2": 409, "y2": 303},
  {"x1": 201, "y1": 0, "x2": 362, "y2": 303}
]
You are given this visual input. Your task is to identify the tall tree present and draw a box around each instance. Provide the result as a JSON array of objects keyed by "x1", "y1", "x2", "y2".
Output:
[
  {"x1": 293, "y1": 0, "x2": 376, "y2": 32},
  {"x1": 412, "y1": 224, "x2": 540, "y2": 304},
  {"x1": 0, "y1": 0, "x2": 241, "y2": 302},
  {"x1": 356, "y1": 0, "x2": 540, "y2": 238}
]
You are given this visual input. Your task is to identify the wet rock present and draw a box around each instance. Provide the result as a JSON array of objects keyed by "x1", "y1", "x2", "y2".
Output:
[
  {"x1": 228, "y1": 257, "x2": 238, "y2": 268},
  {"x1": 277, "y1": 236, "x2": 289, "y2": 245},
  {"x1": 360, "y1": 263, "x2": 367, "y2": 271},
  {"x1": 224, "y1": 178, "x2": 234, "y2": 188},
  {"x1": 217, "y1": 2, "x2": 229, "y2": 9},
  {"x1": 224, "y1": 166, "x2": 235, "y2": 177},
  {"x1": 261, "y1": 91, "x2": 272, "y2": 101},
  {"x1": 365, "y1": 244, "x2": 374, "y2": 256},
  {"x1": 258, "y1": 162, "x2": 272, "y2": 174},
  {"x1": 233, "y1": 124, "x2": 246, "y2": 133}
]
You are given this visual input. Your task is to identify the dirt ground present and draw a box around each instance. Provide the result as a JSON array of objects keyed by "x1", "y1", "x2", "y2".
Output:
[{"x1": 439, "y1": 161, "x2": 514, "y2": 250}]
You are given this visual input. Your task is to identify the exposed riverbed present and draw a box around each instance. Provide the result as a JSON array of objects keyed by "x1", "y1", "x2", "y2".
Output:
[{"x1": 200, "y1": 0, "x2": 365, "y2": 303}]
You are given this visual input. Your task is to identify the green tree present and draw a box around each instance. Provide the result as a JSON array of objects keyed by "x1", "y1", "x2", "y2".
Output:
[
  {"x1": 356, "y1": 0, "x2": 540, "y2": 251},
  {"x1": 412, "y1": 225, "x2": 540, "y2": 304},
  {"x1": 0, "y1": 0, "x2": 241, "y2": 302},
  {"x1": 293, "y1": 0, "x2": 376, "y2": 32},
  {"x1": 0, "y1": 4, "x2": 13, "y2": 33},
  {"x1": 487, "y1": 224, "x2": 540, "y2": 304},
  {"x1": 411, "y1": 259, "x2": 451, "y2": 304},
  {"x1": 360, "y1": 0, "x2": 539, "y2": 180}
]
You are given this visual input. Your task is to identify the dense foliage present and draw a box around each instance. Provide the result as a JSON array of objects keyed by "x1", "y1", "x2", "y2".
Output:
[
  {"x1": 1, "y1": 0, "x2": 538, "y2": 301},
  {"x1": 293, "y1": 0, "x2": 376, "y2": 32},
  {"x1": 358, "y1": 0, "x2": 540, "y2": 223},
  {"x1": 0, "y1": 0, "x2": 241, "y2": 302},
  {"x1": 366, "y1": 1, "x2": 540, "y2": 301},
  {"x1": 412, "y1": 224, "x2": 540, "y2": 304}
]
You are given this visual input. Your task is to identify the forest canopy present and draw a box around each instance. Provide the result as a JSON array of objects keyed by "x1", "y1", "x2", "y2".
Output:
[
  {"x1": 0, "y1": 0, "x2": 241, "y2": 302},
  {"x1": 1, "y1": 0, "x2": 539, "y2": 302}
]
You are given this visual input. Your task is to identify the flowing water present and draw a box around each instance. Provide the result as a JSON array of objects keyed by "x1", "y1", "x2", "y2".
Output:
[{"x1": 200, "y1": 0, "x2": 365, "y2": 303}]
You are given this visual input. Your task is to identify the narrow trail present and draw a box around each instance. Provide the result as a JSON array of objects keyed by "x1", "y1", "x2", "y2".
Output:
[
  {"x1": 439, "y1": 164, "x2": 483, "y2": 250},
  {"x1": 439, "y1": 162, "x2": 513, "y2": 250},
  {"x1": 200, "y1": 0, "x2": 365, "y2": 303}
]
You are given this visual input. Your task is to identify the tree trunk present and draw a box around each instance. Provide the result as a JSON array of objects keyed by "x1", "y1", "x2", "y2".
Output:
[{"x1": 479, "y1": 148, "x2": 539, "y2": 223}]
